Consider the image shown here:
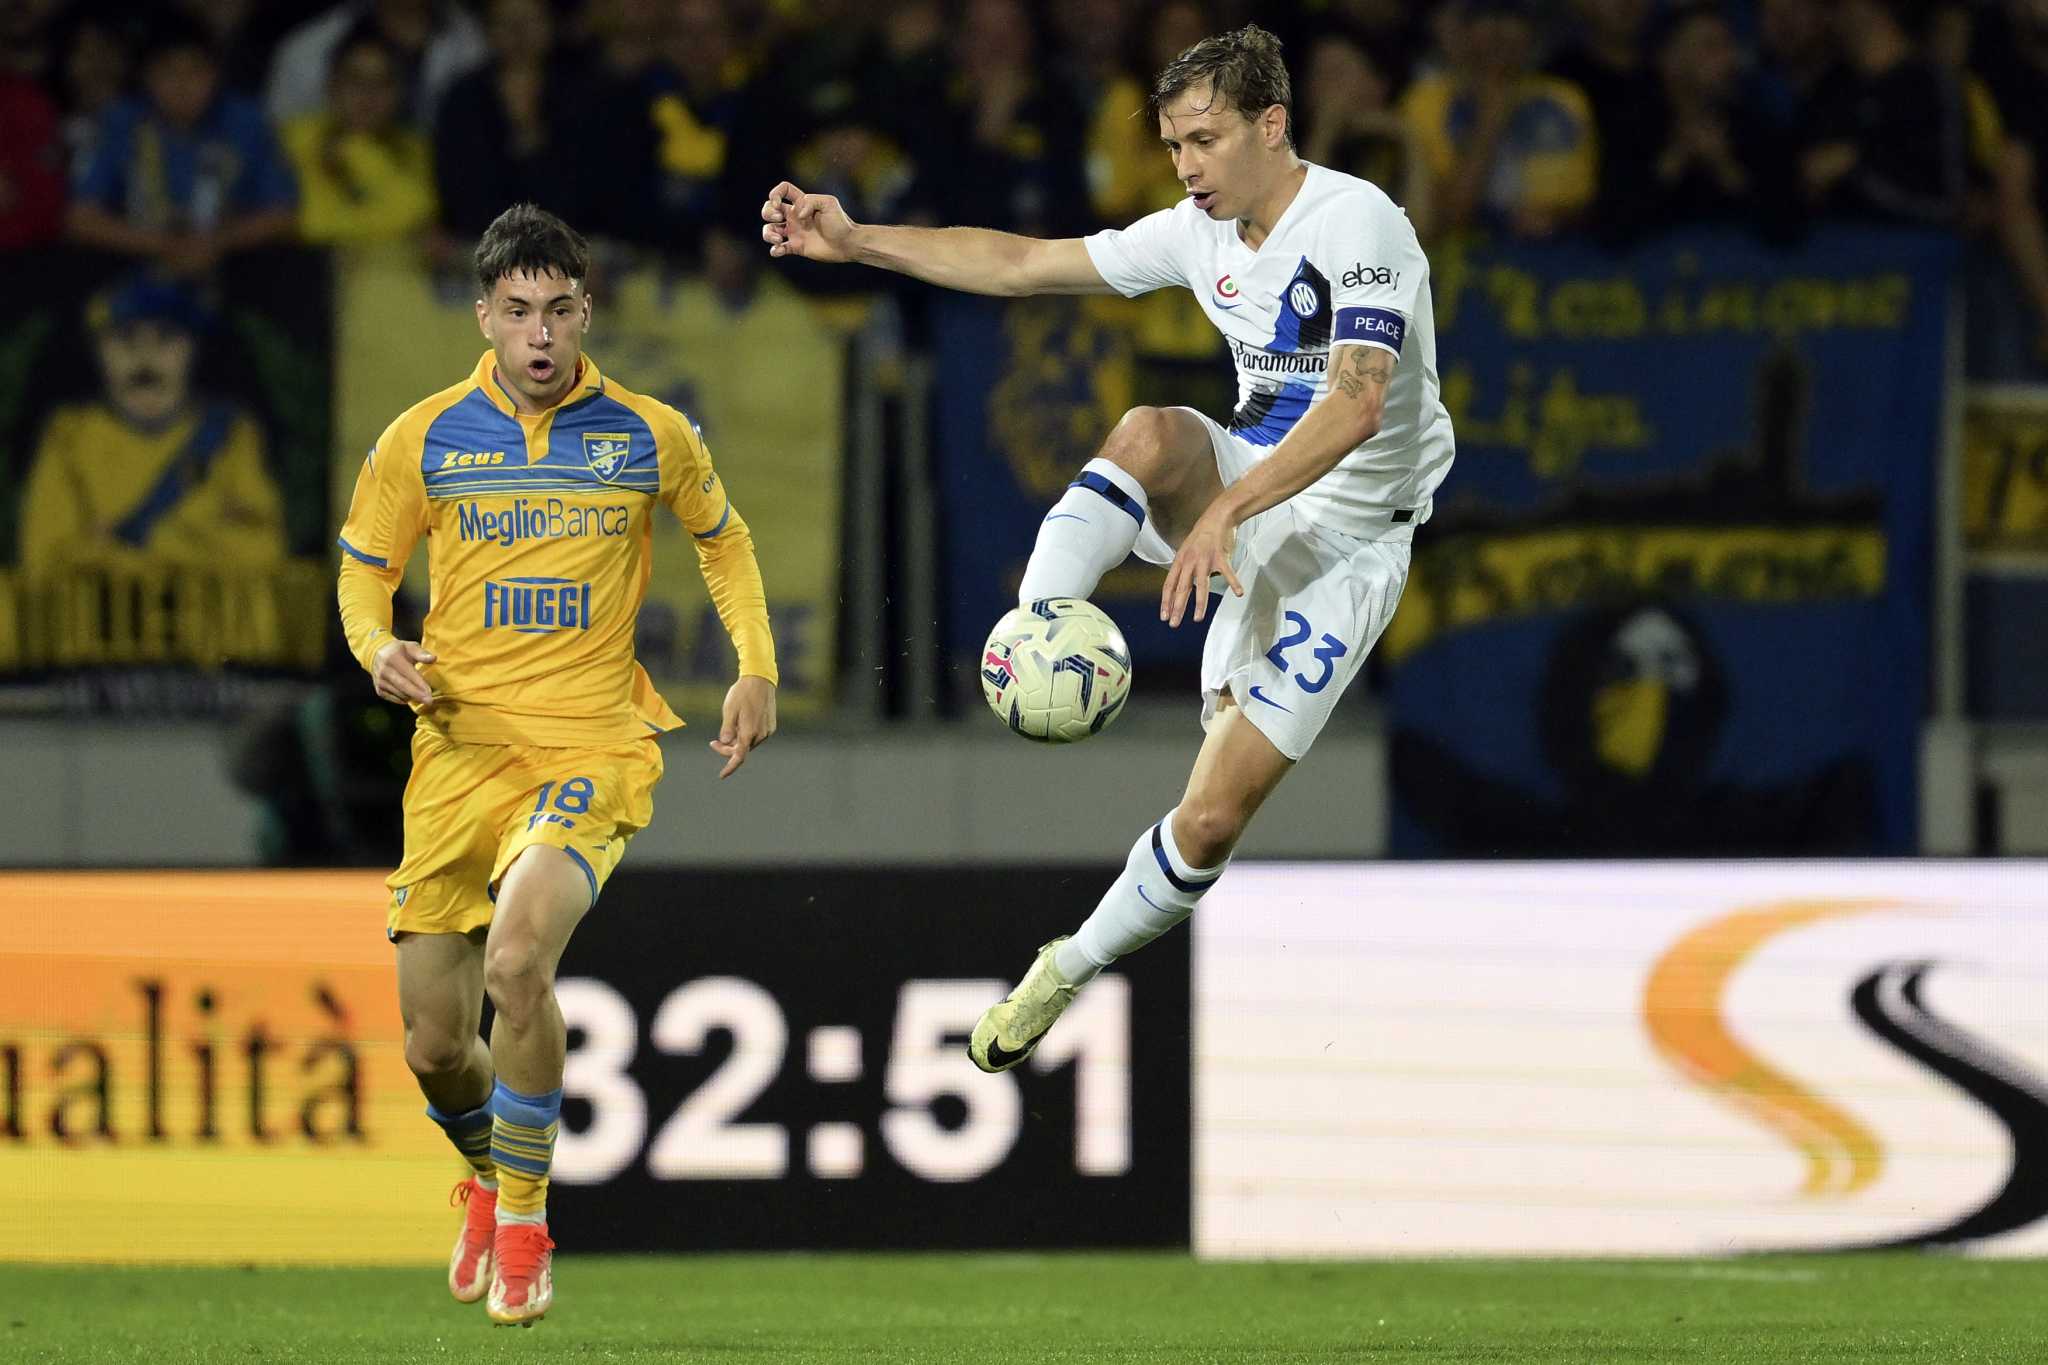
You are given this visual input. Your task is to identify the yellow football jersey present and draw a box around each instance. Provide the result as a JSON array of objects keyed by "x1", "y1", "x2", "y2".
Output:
[{"x1": 336, "y1": 352, "x2": 774, "y2": 747}]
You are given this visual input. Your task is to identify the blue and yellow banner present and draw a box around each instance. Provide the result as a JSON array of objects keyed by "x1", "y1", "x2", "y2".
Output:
[{"x1": 1388, "y1": 229, "x2": 1951, "y2": 854}]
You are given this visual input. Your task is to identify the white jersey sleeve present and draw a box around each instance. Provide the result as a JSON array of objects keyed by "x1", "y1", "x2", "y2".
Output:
[
  {"x1": 1323, "y1": 192, "x2": 1430, "y2": 360},
  {"x1": 1083, "y1": 205, "x2": 1190, "y2": 298}
]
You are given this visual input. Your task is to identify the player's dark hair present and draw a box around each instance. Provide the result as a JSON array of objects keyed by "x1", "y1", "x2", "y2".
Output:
[
  {"x1": 1149, "y1": 23, "x2": 1293, "y2": 145},
  {"x1": 474, "y1": 203, "x2": 590, "y2": 296}
]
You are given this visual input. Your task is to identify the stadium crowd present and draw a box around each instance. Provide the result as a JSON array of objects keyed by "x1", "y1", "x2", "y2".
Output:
[{"x1": 2, "y1": 0, "x2": 2045, "y2": 358}]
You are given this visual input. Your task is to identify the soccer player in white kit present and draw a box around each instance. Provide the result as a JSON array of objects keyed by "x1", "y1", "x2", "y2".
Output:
[{"x1": 761, "y1": 24, "x2": 1454, "y2": 1070}]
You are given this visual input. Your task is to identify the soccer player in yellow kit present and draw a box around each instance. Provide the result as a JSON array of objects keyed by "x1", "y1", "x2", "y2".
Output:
[{"x1": 336, "y1": 204, "x2": 776, "y2": 1325}]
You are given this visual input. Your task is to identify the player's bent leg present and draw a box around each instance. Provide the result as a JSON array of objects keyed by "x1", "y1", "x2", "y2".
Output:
[
  {"x1": 972, "y1": 702, "x2": 1294, "y2": 1074},
  {"x1": 395, "y1": 930, "x2": 498, "y2": 1304},
  {"x1": 1017, "y1": 406, "x2": 1224, "y2": 603},
  {"x1": 481, "y1": 845, "x2": 590, "y2": 1326},
  {"x1": 1166, "y1": 695, "x2": 1296, "y2": 868}
]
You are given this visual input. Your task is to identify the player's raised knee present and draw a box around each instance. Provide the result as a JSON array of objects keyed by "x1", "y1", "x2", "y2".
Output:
[{"x1": 1100, "y1": 406, "x2": 1199, "y2": 491}]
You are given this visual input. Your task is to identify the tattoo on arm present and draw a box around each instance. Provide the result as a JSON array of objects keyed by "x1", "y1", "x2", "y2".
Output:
[{"x1": 1334, "y1": 346, "x2": 1393, "y2": 402}]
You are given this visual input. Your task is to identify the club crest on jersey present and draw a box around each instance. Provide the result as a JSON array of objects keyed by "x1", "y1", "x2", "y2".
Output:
[
  {"x1": 1288, "y1": 281, "x2": 1321, "y2": 317},
  {"x1": 583, "y1": 432, "x2": 631, "y2": 481}
]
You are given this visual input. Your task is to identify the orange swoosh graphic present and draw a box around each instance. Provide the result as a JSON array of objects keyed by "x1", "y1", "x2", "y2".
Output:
[{"x1": 1644, "y1": 900, "x2": 1889, "y2": 1197}]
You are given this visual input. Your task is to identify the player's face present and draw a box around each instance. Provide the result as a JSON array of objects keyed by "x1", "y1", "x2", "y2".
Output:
[
  {"x1": 1158, "y1": 81, "x2": 1286, "y2": 221},
  {"x1": 97, "y1": 321, "x2": 195, "y2": 427},
  {"x1": 476, "y1": 268, "x2": 591, "y2": 410}
]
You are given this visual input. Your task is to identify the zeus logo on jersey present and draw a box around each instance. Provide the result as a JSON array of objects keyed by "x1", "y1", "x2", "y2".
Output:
[
  {"x1": 458, "y1": 499, "x2": 630, "y2": 547},
  {"x1": 483, "y1": 577, "x2": 593, "y2": 634},
  {"x1": 1334, "y1": 307, "x2": 1406, "y2": 354}
]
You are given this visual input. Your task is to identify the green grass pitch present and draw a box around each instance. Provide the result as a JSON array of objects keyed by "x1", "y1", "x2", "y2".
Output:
[{"x1": 4, "y1": 1252, "x2": 2039, "y2": 1363}]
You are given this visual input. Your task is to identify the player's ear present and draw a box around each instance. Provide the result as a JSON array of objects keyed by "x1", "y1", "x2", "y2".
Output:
[{"x1": 474, "y1": 296, "x2": 490, "y2": 339}]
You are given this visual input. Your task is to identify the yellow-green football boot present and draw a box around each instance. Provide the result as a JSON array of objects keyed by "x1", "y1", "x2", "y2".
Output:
[{"x1": 970, "y1": 937, "x2": 1081, "y2": 1073}]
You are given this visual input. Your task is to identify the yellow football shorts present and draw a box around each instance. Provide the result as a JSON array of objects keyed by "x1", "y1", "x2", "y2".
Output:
[{"x1": 386, "y1": 729, "x2": 665, "y2": 938}]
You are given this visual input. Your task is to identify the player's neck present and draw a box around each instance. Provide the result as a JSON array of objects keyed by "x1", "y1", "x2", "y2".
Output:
[{"x1": 1235, "y1": 160, "x2": 1308, "y2": 253}]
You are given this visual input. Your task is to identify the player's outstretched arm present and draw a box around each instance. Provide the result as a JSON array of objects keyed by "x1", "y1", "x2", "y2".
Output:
[{"x1": 760, "y1": 181, "x2": 1112, "y2": 297}]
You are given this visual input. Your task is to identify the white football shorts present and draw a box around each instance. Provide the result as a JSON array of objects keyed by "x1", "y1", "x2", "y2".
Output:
[{"x1": 1132, "y1": 407, "x2": 1412, "y2": 761}]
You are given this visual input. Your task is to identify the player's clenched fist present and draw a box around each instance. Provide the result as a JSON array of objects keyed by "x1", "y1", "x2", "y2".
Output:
[
  {"x1": 760, "y1": 181, "x2": 856, "y2": 264},
  {"x1": 370, "y1": 638, "x2": 437, "y2": 705}
]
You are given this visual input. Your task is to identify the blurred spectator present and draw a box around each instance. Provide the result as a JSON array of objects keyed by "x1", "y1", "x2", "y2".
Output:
[
  {"x1": 1753, "y1": 0, "x2": 1840, "y2": 130},
  {"x1": 20, "y1": 275, "x2": 284, "y2": 576},
  {"x1": 1400, "y1": 0, "x2": 1599, "y2": 239},
  {"x1": 176, "y1": 0, "x2": 300, "y2": 98},
  {"x1": 1595, "y1": 4, "x2": 1799, "y2": 245},
  {"x1": 48, "y1": 6, "x2": 136, "y2": 177},
  {"x1": 1084, "y1": 0, "x2": 1205, "y2": 226},
  {"x1": 718, "y1": 0, "x2": 940, "y2": 270},
  {"x1": 431, "y1": 0, "x2": 580, "y2": 239},
  {"x1": 1073, "y1": 1, "x2": 1228, "y2": 413},
  {"x1": 281, "y1": 25, "x2": 436, "y2": 246},
  {"x1": 1545, "y1": 0, "x2": 1650, "y2": 159},
  {"x1": 1802, "y1": 0, "x2": 1962, "y2": 226},
  {"x1": 0, "y1": 0, "x2": 62, "y2": 85},
  {"x1": 1949, "y1": 0, "x2": 2048, "y2": 365},
  {"x1": 648, "y1": 0, "x2": 752, "y2": 253},
  {"x1": 1299, "y1": 30, "x2": 1432, "y2": 236},
  {"x1": 267, "y1": 0, "x2": 485, "y2": 132},
  {"x1": 67, "y1": 14, "x2": 297, "y2": 278},
  {"x1": 934, "y1": 0, "x2": 1091, "y2": 236},
  {"x1": 559, "y1": 0, "x2": 667, "y2": 246},
  {"x1": 1295, "y1": 0, "x2": 1428, "y2": 92},
  {"x1": 0, "y1": 72, "x2": 65, "y2": 250}
]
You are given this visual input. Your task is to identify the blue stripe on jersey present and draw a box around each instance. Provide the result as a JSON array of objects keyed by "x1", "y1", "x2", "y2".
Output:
[
  {"x1": 337, "y1": 535, "x2": 388, "y2": 568},
  {"x1": 692, "y1": 499, "x2": 732, "y2": 538},
  {"x1": 1267, "y1": 256, "x2": 1331, "y2": 355},
  {"x1": 417, "y1": 389, "x2": 668, "y2": 496},
  {"x1": 1228, "y1": 380, "x2": 1318, "y2": 447},
  {"x1": 424, "y1": 474, "x2": 659, "y2": 499}
]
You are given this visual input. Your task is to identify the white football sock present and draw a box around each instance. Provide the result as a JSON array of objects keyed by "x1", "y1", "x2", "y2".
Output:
[
  {"x1": 1017, "y1": 458, "x2": 1149, "y2": 604},
  {"x1": 1056, "y1": 809, "x2": 1227, "y2": 984}
]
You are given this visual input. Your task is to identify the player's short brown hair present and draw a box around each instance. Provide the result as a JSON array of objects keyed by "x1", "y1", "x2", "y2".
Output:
[
  {"x1": 1148, "y1": 23, "x2": 1293, "y2": 144},
  {"x1": 474, "y1": 203, "x2": 590, "y2": 296}
]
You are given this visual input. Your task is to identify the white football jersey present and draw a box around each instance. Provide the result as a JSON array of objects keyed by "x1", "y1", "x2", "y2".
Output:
[{"x1": 1083, "y1": 162, "x2": 1454, "y2": 539}]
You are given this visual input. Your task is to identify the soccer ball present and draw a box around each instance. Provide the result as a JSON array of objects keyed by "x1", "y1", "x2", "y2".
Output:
[{"x1": 980, "y1": 598, "x2": 1133, "y2": 743}]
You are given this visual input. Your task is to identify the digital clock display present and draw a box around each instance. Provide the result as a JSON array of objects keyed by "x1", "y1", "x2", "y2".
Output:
[{"x1": 545, "y1": 867, "x2": 1191, "y2": 1251}]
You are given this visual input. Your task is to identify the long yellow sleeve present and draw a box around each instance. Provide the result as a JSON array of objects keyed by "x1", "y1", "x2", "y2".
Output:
[
  {"x1": 337, "y1": 553, "x2": 403, "y2": 674},
  {"x1": 693, "y1": 501, "x2": 777, "y2": 685}
]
